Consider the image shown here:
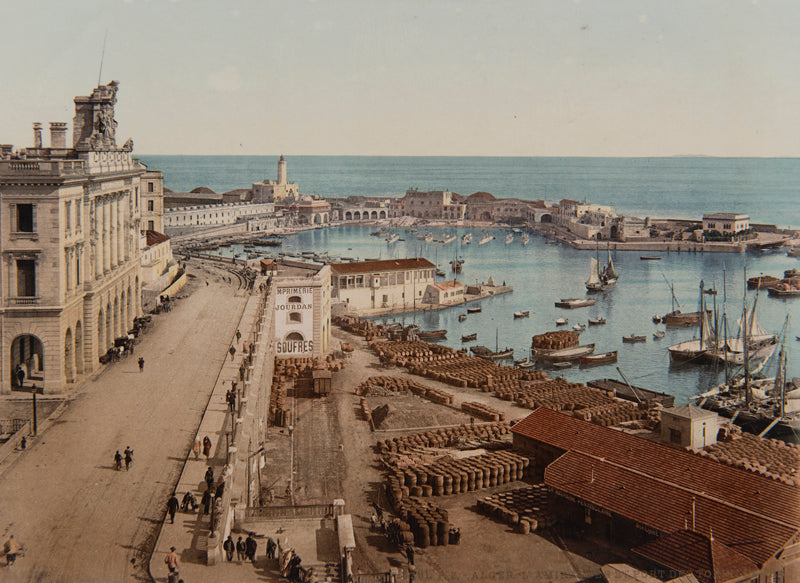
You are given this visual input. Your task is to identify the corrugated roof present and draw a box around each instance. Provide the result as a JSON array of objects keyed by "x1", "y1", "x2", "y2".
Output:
[
  {"x1": 330, "y1": 258, "x2": 435, "y2": 274},
  {"x1": 512, "y1": 408, "x2": 800, "y2": 529},
  {"x1": 633, "y1": 529, "x2": 759, "y2": 583},
  {"x1": 545, "y1": 451, "x2": 796, "y2": 567}
]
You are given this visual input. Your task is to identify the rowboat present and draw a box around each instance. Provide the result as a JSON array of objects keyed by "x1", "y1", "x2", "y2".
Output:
[
  {"x1": 513, "y1": 311, "x2": 530, "y2": 319},
  {"x1": 555, "y1": 318, "x2": 568, "y2": 326},
  {"x1": 418, "y1": 330, "x2": 447, "y2": 339},
  {"x1": 536, "y1": 343, "x2": 595, "y2": 363},
  {"x1": 470, "y1": 345, "x2": 514, "y2": 361},
  {"x1": 622, "y1": 334, "x2": 647, "y2": 343},
  {"x1": 554, "y1": 298, "x2": 596, "y2": 309},
  {"x1": 467, "y1": 306, "x2": 482, "y2": 314},
  {"x1": 572, "y1": 323, "x2": 586, "y2": 331},
  {"x1": 579, "y1": 351, "x2": 618, "y2": 365},
  {"x1": 514, "y1": 358, "x2": 536, "y2": 369},
  {"x1": 653, "y1": 330, "x2": 665, "y2": 340},
  {"x1": 588, "y1": 317, "x2": 606, "y2": 325},
  {"x1": 640, "y1": 255, "x2": 661, "y2": 260},
  {"x1": 461, "y1": 333, "x2": 477, "y2": 342},
  {"x1": 458, "y1": 314, "x2": 467, "y2": 322}
]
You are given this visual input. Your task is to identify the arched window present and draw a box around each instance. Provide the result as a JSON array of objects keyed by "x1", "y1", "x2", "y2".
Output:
[
  {"x1": 289, "y1": 312, "x2": 302, "y2": 323},
  {"x1": 288, "y1": 296, "x2": 301, "y2": 304}
]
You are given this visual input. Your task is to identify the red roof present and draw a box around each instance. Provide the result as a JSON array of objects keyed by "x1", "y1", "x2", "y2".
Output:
[
  {"x1": 511, "y1": 408, "x2": 800, "y2": 529},
  {"x1": 431, "y1": 280, "x2": 464, "y2": 291},
  {"x1": 632, "y1": 530, "x2": 759, "y2": 583},
  {"x1": 145, "y1": 230, "x2": 170, "y2": 246},
  {"x1": 467, "y1": 191, "x2": 496, "y2": 201},
  {"x1": 330, "y1": 258, "x2": 435, "y2": 274}
]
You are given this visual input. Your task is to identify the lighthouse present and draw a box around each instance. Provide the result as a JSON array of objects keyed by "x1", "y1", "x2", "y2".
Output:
[{"x1": 277, "y1": 154, "x2": 287, "y2": 185}]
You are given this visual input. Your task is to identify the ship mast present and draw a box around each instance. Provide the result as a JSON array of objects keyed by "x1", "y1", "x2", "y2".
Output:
[{"x1": 743, "y1": 269, "x2": 750, "y2": 405}]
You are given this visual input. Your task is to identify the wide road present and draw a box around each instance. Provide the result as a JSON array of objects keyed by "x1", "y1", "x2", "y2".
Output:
[{"x1": 0, "y1": 265, "x2": 246, "y2": 583}]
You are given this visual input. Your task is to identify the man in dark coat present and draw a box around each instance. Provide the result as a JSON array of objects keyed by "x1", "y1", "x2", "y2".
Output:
[
  {"x1": 245, "y1": 533, "x2": 257, "y2": 562},
  {"x1": 236, "y1": 536, "x2": 246, "y2": 561},
  {"x1": 167, "y1": 494, "x2": 179, "y2": 524},
  {"x1": 223, "y1": 535, "x2": 235, "y2": 561},
  {"x1": 204, "y1": 466, "x2": 214, "y2": 492},
  {"x1": 266, "y1": 537, "x2": 276, "y2": 560},
  {"x1": 201, "y1": 489, "x2": 213, "y2": 515}
]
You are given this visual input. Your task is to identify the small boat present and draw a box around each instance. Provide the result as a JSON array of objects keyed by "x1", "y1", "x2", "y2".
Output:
[
  {"x1": 461, "y1": 233, "x2": 472, "y2": 245},
  {"x1": 515, "y1": 358, "x2": 536, "y2": 369},
  {"x1": 513, "y1": 311, "x2": 530, "y2": 319},
  {"x1": 537, "y1": 343, "x2": 595, "y2": 363},
  {"x1": 478, "y1": 233, "x2": 494, "y2": 245},
  {"x1": 652, "y1": 315, "x2": 661, "y2": 324},
  {"x1": 622, "y1": 334, "x2": 647, "y2": 343},
  {"x1": 505, "y1": 233, "x2": 514, "y2": 245},
  {"x1": 458, "y1": 314, "x2": 467, "y2": 322},
  {"x1": 767, "y1": 286, "x2": 800, "y2": 298},
  {"x1": 572, "y1": 323, "x2": 586, "y2": 331},
  {"x1": 417, "y1": 232, "x2": 433, "y2": 243},
  {"x1": 470, "y1": 345, "x2": 514, "y2": 361},
  {"x1": 461, "y1": 333, "x2": 477, "y2": 342},
  {"x1": 653, "y1": 330, "x2": 666, "y2": 340},
  {"x1": 521, "y1": 233, "x2": 530, "y2": 245},
  {"x1": 386, "y1": 233, "x2": 400, "y2": 244},
  {"x1": 555, "y1": 298, "x2": 596, "y2": 309},
  {"x1": 467, "y1": 306, "x2": 482, "y2": 314},
  {"x1": 418, "y1": 330, "x2": 447, "y2": 339},
  {"x1": 450, "y1": 258, "x2": 464, "y2": 273},
  {"x1": 441, "y1": 234, "x2": 457, "y2": 245},
  {"x1": 579, "y1": 351, "x2": 618, "y2": 366},
  {"x1": 588, "y1": 317, "x2": 606, "y2": 325},
  {"x1": 640, "y1": 255, "x2": 661, "y2": 260},
  {"x1": 555, "y1": 318, "x2": 568, "y2": 326},
  {"x1": 586, "y1": 245, "x2": 618, "y2": 292},
  {"x1": 435, "y1": 269, "x2": 446, "y2": 277},
  {"x1": 703, "y1": 288, "x2": 717, "y2": 295}
]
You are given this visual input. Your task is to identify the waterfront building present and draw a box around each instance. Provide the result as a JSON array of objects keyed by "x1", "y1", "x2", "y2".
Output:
[
  {"x1": 421, "y1": 280, "x2": 465, "y2": 306},
  {"x1": 463, "y1": 192, "x2": 534, "y2": 225},
  {"x1": 330, "y1": 258, "x2": 435, "y2": 313},
  {"x1": 328, "y1": 196, "x2": 394, "y2": 222},
  {"x1": 702, "y1": 213, "x2": 751, "y2": 241},
  {"x1": 394, "y1": 190, "x2": 466, "y2": 221},
  {"x1": 660, "y1": 405, "x2": 722, "y2": 450},
  {"x1": 252, "y1": 155, "x2": 299, "y2": 204},
  {"x1": 512, "y1": 408, "x2": 800, "y2": 582},
  {"x1": 163, "y1": 201, "x2": 277, "y2": 230},
  {"x1": 279, "y1": 196, "x2": 331, "y2": 226},
  {"x1": 0, "y1": 82, "x2": 146, "y2": 393},
  {"x1": 272, "y1": 258, "x2": 331, "y2": 358},
  {"x1": 164, "y1": 188, "x2": 223, "y2": 208}
]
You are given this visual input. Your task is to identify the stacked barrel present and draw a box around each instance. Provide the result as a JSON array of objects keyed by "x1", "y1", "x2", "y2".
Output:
[
  {"x1": 269, "y1": 376, "x2": 288, "y2": 426},
  {"x1": 571, "y1": 400, "x2": 648, "y2": 426},
  {"x1": 461, "y1": 401, "x2": 505, "y2": 422},
  {"x1": 377, "y1": 422, "x2": 511, "y2": 454},
  {"x1": 531, "y1": 330, "x2": 579, "y2": 352},
  {"x1": 389, "y1": 497, "x2": 450, "y2": 548},
  {"x1": 360, "y1": 398, "x2": 372, "y2": 423},
  {"x1": 507, "y1": 379, "x2": 617, "y2": 411},
  {"x1": 704, "y1": 431, "x2": 800, "y2": 485},
  {"x1": 332, "y1": 314, "x2": 387, "y2": 340},
  {"x1": 477, "y1": 485, "x2": 557, "y2": 533},
  {"x1": 355, "y1": 376, "x2": 454, "y2": 405}
]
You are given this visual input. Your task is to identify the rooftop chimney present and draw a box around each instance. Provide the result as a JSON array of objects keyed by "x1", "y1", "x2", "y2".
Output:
[
  {"x1": 50, "y1": 122, "x2": 68, "y2": 149},
  {"x1": 33, "y1": 122, "x2": 43, "y2": 148}
]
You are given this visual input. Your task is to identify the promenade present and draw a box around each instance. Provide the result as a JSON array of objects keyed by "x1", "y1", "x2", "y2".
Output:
[{"x1": 0, "y1": 263, "x2": 246, "y2": 583}]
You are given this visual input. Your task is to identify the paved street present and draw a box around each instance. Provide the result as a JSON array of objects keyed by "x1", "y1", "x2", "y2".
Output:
[{"x1": 0, "y1": 267, "x2": 246, "y2": 583}]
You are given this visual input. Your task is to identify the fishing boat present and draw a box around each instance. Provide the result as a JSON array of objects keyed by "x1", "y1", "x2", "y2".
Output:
[
  {"x1": 461, "y1": 233, "x2": 472, "y2": 245},
  {"x1": 417, "y1": 232, "x2": 433, "y2": 243},
  {"x1": 478, "y1": 233, "x2": 494, "y2": 245},
  {"x1": 653, "y1": 330, "x2": 666, "y2": 340},
  {"x1": 521, "y1": 233, "x2": 530, "y2": 245},
  {"x1": 514, "y1": 357, "x2": 536, "y2": 369},
  {"x1": 450, "y1": 258, "x2": 464, "y2": 273},
  {"x1": 513, "y1": 311, "x2": 530, "y2": 319},
  {"x1": 470, "y1": 345, "x2": 514, "y2": 361},
  {"x1": 554, "y1": 298, "x2": 596, "y2": 309},
  {"x1": 461, "y1": 333, "x2": 477, "y2": 342},
  {"x1": 458, "y1": 314, "x2": 467, "y2": 322},
  {"x1": 435, "y1": 268, "x2": 446, "y2": 277},
  {"x1": 622, "y1": 334, "x2": 647, "y2": 343},
  {"x1": 640, "y1": 255, "x2": 661, "y2": 260},
  {"x1": 585, "y1": 244, "x2": 618, "y2": 292},
  {"x1": 572, "y1": 323, "x2": 586, "y2": 331},
  {"x1": 588, "y1": 317, "x2": 606, "y2": 325},
  {"x1": 418, "y1": 329, "x2": 447, "y2": 339},
  {"x1": 505, "y1": 233, "x2": 514, "y2": 245},
  {"x1": 467, "y1": 306, "x2": 482, "y2": 314},
  {"x1": 386, "y1": 233, "x2": 400, "y2": 244},
  {"x1": 660, "y1": 277, "x2": 710, "y2": 326},
  {"x1": 767, "y1": 285, "x2": 800, "y2": 298},
  {"x1": 536, "y1": 343, "x2": 595, "y2": 363},
  {"x1": 555, "y1": 318, "x2": 568, "y2": 326},
  {"x1": 579, "y1": 351, "x2": 618, "y2": 366}
]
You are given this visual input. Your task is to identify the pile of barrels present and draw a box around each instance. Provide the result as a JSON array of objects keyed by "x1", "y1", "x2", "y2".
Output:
[
  {"x1": 355, "y1": 376, "x2": 454, "y2": 405},
  {"x1": 377, "y1": 422, "x2": 511, "y2": 454},
  {"x1": 269, "y1": 377, "x2": 289, "y2": 427},
  {"x1": 389, "y1": 497, "x2": 450, "y2": 548},
  {"x1": 373, "y1": 341, "x2": 460, "y2": 366},
  {"x1": 461, "y1": 401, "x2": 506, "y2": 422},
  {"x1": 332, "y1": 315, "x2": 387, "y2": 340},
  {"x1": 386, "y1": 450, "x2": 529, "y2": 500},
  {"x1": 477, "y1": 485, "x2": 556, "y2": 534},
  {"x1": 360, "y1": 398, "x2": 372, "y2": 424},
  {"x1": 704, "y1": 431, "x2": 800, "y2": 484},
  {"x1": 505, "y1": 379, "x2": 617, "y2": 411},
  {"x1": 571, "y1": 400, "x2": 647, "y2": 426},
  {"x1": 531, "y1": 330, "x2": 579, "y2": 351}
]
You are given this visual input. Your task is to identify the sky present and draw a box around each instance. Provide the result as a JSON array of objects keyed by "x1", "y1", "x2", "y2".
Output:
[{"x1": 1, "y1": 0, "x2": 799, "y2": 157}]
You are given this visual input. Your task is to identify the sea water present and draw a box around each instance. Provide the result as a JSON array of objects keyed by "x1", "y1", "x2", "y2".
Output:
[{"x1": 140, "y1": 156, "x2": 800, "y2": 405}]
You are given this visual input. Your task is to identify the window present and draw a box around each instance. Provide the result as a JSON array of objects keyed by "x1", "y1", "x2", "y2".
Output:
[
  {"x1": 669, "y1": 428, "x2": 681, "y2": 444},
  {"x1": 16, "y1": 204, "x2": 34, "y2": 232},
  {"x1": 148, "y1": 220, "x2": 155, "y2": 231},
  {"x1": 289, "y1": 312, "x2": 302, "y2": 323},
  {"x1": 148, "y1": 182, "x2": 154, "y2": 193},
  {"x1": 147, "y1": 200, "x2": 154, "y2": 212},
  {"x1": 288, "y1": 295, "x2": 302, "y2": 304},
  {"x1": 16, "y1": 260, "x2": 36, "y2": 296}
]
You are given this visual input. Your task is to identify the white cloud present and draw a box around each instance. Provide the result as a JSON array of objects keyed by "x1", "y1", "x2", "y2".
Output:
[{"x1": 208, "y1": 66, "x2": 241, "y2": 92}]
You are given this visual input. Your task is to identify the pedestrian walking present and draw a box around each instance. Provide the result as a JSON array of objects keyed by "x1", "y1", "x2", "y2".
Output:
[
  {"x1": 236, "y1": 536, "x2": 246, "y2": 561},
  {"x1": 138, "y1": 357, "x2": 145, "y2": 372},
  {"x1": 205, "y1": 466, "x2": 214, "y2": 492},
  {"x1": 167, "y1": 494, "x2": 179, "y2": 524},
  {"x1": 266, "y1": 537, "x2": 276, "y2": 560},
  {"x1": 192, "y1": 439, "x2": 201, "y2": 459},
  {"x1": 164, "y1": 546, "x2": 179, "y2": 574},
  {"x1": 124, "y1": 446, "x2": 134, "y2": 470},
  {"x1": 405, "y1": 544, "x2": 414, "y2": 565},
  {"x1": 201, "y1": 488, "x2": 213, "y2": 515},
  {"x1": 114, "y1": 450, "x2": 123, "y2": 471},
  {"x1": 202, "y1": 436, "x2": 212, "y2": 459},
  {"x1": 181, "y1": 491, "x2": 197, "y2": 512},
  {"x1": 245, "y1": 533, "x2": 257, "y2": 562},
  {"x1": 223, "y1": 535, "x2": 235, "y2": 562},
  {"x1": 3, "y1": 534, "x2": 23, "y2": 566},
  {"x1": 235, "y1": 329, "x2": 241, "y2": 342}
]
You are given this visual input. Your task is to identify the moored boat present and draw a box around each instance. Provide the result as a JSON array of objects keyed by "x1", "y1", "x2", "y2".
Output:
[
  {"x1": 536, "y1": 343, "x2": 595, "y2": 363},
  {"x1": 470, "y1": 345, "x2": 513, "y2": 360},
  {"x1": 513, "y1": 311, "x2": 530, "y2": 319},
  {"x1": 505, "y1": 233, "x2": 514, "y2": 245},
  {"x1": 478, "y1": 233, "x2": 494, "y2": 245},
  {"x1": 521, "y1": 233, "x2": 530, "y2": 245},
  {"x1": 555, "y1": 317, "x2": 568, "y2": 326},
  {"x1": 767, "y1": 286, "x2": 800, "y2": 298},
  {"x1": 555, "y1": 298, "x2": 596, "y2": 309},
  {"x1": 458, "y1": 314, "x2": 467, "y2": 322},
  {"x1": 418, "y1": 329, "x2": 447, "y2": 339},
  {"x1": 622, "y1": 334, "x2": 647, "y2": 343},
  {"x1": 653, "y1": 330, "x2": 666, "y2": 340},
  {"x1": 585, "y1": 245, "x2": 618, "y2": 292},
  {"x1": 514, "y1": 358, "x2": 536, "y2": 369},
  {"x1": 572, "y1": 323, "x2": 586, "y2": 331},
  {"x1": 461, "y1": 333, "x2": 477, "y2": 342},
  {"x1": 579, "y1": 350, "x2": 618, "y2": 366},
  {"x1": 640, "y1": 255, "x2": 661, "y2": 260},
  {"x1": 467, "y1": 306, "x2": 482, "y2": 314},
  {"x1": 588, "y1": 317, "x2": 606, "y2": 325},
  {"x1": 461, "y1": 233, "x2": 472, "y2": 245}
]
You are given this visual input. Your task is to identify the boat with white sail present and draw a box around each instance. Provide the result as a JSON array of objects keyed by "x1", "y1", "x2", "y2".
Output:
[{"x1": 585, "y1": 244, "x2": 618, "y2": 292}]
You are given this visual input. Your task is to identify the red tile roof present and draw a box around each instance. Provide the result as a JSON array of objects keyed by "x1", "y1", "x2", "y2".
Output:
[
  {"x1": 145, "y1": 230, "x2": 170, "y2": 246},
  {"x1": 330, "y1": 258, "x2": 435, "y2": 274},
  {"x1": 544, "y1": 451, "x2": 796, "y2": 567},
  {"x1": 511, "y1": 408, "x2": 800, "y2": 529},
  {"x1": 633, "y1": 529, "x2": 759, "y2": 583}
]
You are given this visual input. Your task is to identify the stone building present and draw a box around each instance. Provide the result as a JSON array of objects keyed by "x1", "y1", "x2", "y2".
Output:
[
  {"x1": 252, "y1": 155, "x2": 299, "y2": 203},
  {"x1": 328, "y1": 196, "x2": 394, "y2": 222},
  {"x1": 702, "y1": 213, "x2": 751, "y2": 241},
  {"x1": 393, "y1": 190, "x2": 466, "y2": 221},
  {"x1": 139, "y1": 164, "x2": 164, "y2": 233},
  {"x1": 330, "y1": 258, "x2": 435, "y2": 313},
  {"x1": 0, "y1": 82, "x2": 148, "y2": 393},
  {"x1": 463, "y1": 192, "x2": 533, "y2": 224},
  {"x1": 421, "y1": 279, "x2": 465, "y2": 306}
]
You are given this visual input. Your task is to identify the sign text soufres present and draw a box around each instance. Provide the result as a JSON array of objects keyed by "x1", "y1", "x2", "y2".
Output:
[{"x1": 276, "y1": 339, "x2": 314, "y2": 354}]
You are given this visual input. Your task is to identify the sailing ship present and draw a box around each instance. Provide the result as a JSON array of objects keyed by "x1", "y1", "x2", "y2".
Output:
[
  {"x1": 703, "y1": 287, "x2": 777, "y2": 366},
  {"x1": 478, "y1": 233, "x2": 494, "y2": 245},
  {"x1": 666, "y1": 286, "x2": 713, "y2": 362},
  {"x1": 659, "y1": 278, "x2": 710, "y2": 326},
  {"x1": 585, "y1": 245, "x2": 618, "y2": 292},
  {"x1": 385, "y1": 233, "x2": 400, "y2": 244},
  {"x1": 505, "y1": 233, "x2": 514, "y2": 245},
  {"x1": 521, "y1": 233, "x2": 530, "y2": 245}
]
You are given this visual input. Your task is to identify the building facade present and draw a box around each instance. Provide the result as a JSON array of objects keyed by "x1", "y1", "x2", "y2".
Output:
[
  {"x1": 393, "y1": 190, "x2": 466, "y2": 221},
  {"x1": 421, "y1": 280, "x2": 465, "y2": 305},
  {"x1": 703, "y1": 213, "x2": 750, "y2": 240},
  {"x1": 330, "y1": 258, "x2": 435, "y2": 313},
  {"x1": 252, "y1": 155, "x2": 299, "y2": 204},
  {"x1": 1, "y1": 82, "x2": 145, "y2": 393},
  {"x1": 163, "y1": 201, "x2": 276, "y2": 229},
  {"x1": 272, "y1": 259, "x2": 331, "y2": 358},
  {"x1": 139, "y1": 164, "x2": 164, "y2": 233}
]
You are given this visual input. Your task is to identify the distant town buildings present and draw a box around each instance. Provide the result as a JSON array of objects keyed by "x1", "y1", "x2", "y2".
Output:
[
  {"x1": 0, "y1": 82, "x2": 166, "y2": 393},
  {"x1": 252, "y1": 155, "x2": 299, "y2": 204},
  {"x1": 330, "y1": 258, "x2": 435, "y2": 313},
  {"x1": 702, "y1": 212, "x2": 751, "y2": 241}
]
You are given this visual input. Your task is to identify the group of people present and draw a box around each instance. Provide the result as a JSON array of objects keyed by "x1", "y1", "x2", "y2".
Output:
[
  {"x1": 3, "y1": 535, "x2": 23, "y2": 566},
  {"x1": 113, "y1": 446, "x2": 134, "y2": 471},
  {"x1": 222, "y1": 532, "x2": 258, "y2": 563},
  {"x1": 192, "y1": 436, "x2": 213, "y2": 460}
]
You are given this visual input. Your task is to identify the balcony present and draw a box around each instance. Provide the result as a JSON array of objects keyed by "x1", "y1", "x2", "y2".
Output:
[
  {"x1": 6, "y1": 297, "x2": 40, "y2": 307},
  {"x1": 0, "y1": 159, "x2": 85, "y2": 177}
]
